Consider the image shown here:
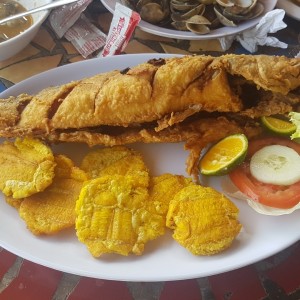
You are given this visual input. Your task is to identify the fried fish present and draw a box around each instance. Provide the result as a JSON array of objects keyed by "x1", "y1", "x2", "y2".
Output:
[{"x1": 0, "y1": 54, "x2": 299, "y2": 178}]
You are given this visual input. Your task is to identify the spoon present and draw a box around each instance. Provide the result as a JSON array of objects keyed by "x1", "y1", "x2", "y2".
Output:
[{"x1": 0, "y1": 0, "x2": 79, "y2": 25}]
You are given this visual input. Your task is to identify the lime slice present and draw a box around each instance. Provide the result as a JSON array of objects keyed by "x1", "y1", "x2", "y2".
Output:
[
  {"x1": 261, "y1": 116, "x2": 296, "y2": 136},
  {"x1": 199, "y1": 134, "x2": 248, "y2": 176}
]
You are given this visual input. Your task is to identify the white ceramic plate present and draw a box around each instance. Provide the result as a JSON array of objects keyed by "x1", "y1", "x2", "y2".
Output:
[
  {"x1": 0, "y1": 54, "x2": 299, "y2": 282},
  {"x1": 277, "y1": 0, "x2": 300, "y2": 21},
  {"x1": 100, "y1": 0, "x2": 277, "y2": 40}
]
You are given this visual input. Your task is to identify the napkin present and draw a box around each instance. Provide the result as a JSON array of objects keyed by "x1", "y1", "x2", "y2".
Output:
[{"x1": 219, "y1": 9, "x2": 288, "y2": 53}]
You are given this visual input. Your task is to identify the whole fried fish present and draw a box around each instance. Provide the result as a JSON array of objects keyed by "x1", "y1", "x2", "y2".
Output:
[{"x1": 0, "y1": 54, "x2": 299, "y2": 178}]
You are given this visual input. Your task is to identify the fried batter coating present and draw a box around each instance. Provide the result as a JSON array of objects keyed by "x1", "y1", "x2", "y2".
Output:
[
  {"x1": 19, "y1": 154, "x2": 87, "y2": 235},
  {"x1": 0, "y1": 55, "x2": 298, "y2": 139},
  {"x1": 0, "y1": 137, "x2": 55, "y2": 198},
  {"x1": 166, "y1": 185, "x2": 242, "y2": 255},
  {"x1": 80, "y1": 146, "x2": 149, "y2": 180},
  {"x1": 76, "y1": 175, "x2": 164, "y2": 257}
]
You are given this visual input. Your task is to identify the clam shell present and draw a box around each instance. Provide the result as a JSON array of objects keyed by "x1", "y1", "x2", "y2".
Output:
[
  {"x1": 186, "y1": 23, "x2": 211, "y2": 34},
  {"x1": 235, "y1": 0, "x2": 254, "y2": 8},
  {"x1": 241, "y1": 1, "x2": 263, "y2": 17},
  {"x1": 171, "y1": 3, "x2": 205, "y2": 21},
  {"x1": 214, "y1": 5, "x2": 237, "y2": 26},
  {"x1": 185, "y1": 14, "x2": 211, "y2": 25},
  {"x1": 171, "y1": 20, "x2": 188, "y2": 30},
  {"x1": 170, "y1": 0, "x2": 202, "y2": 11},
  {"x1": 199, "y1": 0, "x2": 215, "y2": 4},
  {"x1": 223, "y1": 1, "x2": 264, "y2": 21},
  {"x1": 139, "y1": 3, "x2": 169, "y2": 23},
  {"x1": 215, "y1": 0, "x2": 235, "y2": 7}
]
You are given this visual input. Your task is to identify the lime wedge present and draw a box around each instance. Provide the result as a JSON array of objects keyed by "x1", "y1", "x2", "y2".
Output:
[
  {"x1": 261, "y1": 116, "x2": 296, "y2": 136},
  {"x1": 199, "y1": 134, "x2": 248, "y2": 176}
]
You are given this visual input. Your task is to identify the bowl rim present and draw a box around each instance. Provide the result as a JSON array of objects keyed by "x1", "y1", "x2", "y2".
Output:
[{"x1": 0, "y1": 0, "x2": 53, "y2": 47}]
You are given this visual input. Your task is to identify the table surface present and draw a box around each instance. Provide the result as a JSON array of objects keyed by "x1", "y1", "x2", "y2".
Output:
[{"x1": 0, "y1": 2, "x2": 299, "y2": 299}]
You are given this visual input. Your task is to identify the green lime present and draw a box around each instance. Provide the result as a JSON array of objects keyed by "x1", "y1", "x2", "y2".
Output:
[
  {"x1": 199, "y1": 134, "x2": 248, "y2": 176},
  {"x1": 261, "y1": 116, "x2": 296, "y2": 136}
]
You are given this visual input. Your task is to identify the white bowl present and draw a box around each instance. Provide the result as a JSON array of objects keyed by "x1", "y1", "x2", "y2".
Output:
[{"x1": 0, "y1": 0, "x2": 52, "y2": 61}]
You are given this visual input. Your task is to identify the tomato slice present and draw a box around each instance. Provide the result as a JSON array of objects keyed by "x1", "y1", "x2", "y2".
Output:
[{"x1": 229, "y1": 137, "x2": 300, "y2": 209}]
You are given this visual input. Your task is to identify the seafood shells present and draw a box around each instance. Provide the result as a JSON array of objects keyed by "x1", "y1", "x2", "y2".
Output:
[
  {"x1": 214, "y1": 0, "x2": 265, "y2": 27},
  {"x1": 120, "y1": 0, "x2": 265, "y2": 35}
]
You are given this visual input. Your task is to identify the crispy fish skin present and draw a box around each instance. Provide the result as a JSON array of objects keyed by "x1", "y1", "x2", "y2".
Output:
[
  {"x1": 166, "y1": 185, "x2": 242, "y2": 255},
  {"x1": 0, "y1": 137, "x2": 55, "y2": 198},
  {"x1": 52, "y1": 116, "x2": 261, "y2": 179},
  {"x1": 75, "y1": 174, "x2": 164, "y2": 257},
  {"x1": 220, "y1": 54, "x2": 300, "y2": 95},
  {"x1": 51, "y1": 55, "x2": 242, "y2": 129},
  {"x1": 3, "y1": 54, "x2": 298, "y2": 137},
  {"x1": 0, "y1": 94, "x2": 32, "y2": 129},
  {"x1": 18, "y1": 154, "x2": 87, "y2": 235}
]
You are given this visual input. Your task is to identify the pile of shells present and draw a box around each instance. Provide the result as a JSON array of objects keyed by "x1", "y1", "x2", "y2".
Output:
[{"x1": 120, "y1": 0, "x2": 265, "y2": 35}]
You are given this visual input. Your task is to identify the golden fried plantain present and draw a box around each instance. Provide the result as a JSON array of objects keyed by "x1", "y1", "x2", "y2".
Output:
[
  {"x1": 18, "y1": 154, "x2": 87, "y2": 235},
  {"x1": 76, "y1": 174, "x2": 164, "y2": 257},
  {"x1": 166, "y1": 185, "x2": 242, "y2": 255},
  {"x1": 80, "y1": 146, "x2": 149, "y2": 180},
  {"x1": 5, "y1": 196, "x2": 22, "y2": 209},
  {"x1": 148, "y1": 173, "x2": 194, "y2": 216},
  {"x1": 0, "y1": 137, "x2": 55, "y2": 198}
]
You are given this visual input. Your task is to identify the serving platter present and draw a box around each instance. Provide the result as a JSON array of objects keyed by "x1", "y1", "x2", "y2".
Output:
[
  {"x1": 100, "y1": 0, "x2": 277, "y2": 40},
  {"x1": 277, "y1": 0, "x2": 300, "y2": 21},
  {"x1": 0, "y1": 54, "x2": 299, "y2": 282}
]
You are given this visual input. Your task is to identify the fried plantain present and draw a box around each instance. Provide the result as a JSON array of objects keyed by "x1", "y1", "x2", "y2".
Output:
[
  {"x1": 148, "y1": 173, "x2": 194, "y2": 216},
  {"x1": 5, "y1": 195, "x2": 22, "y2": 209},
  {"x1": 75, "y1": 174, "x2": 164, "y2": 257},
  {"x1": 80, "y1": 146, "x2": 149, "y2": 180},
  {"x1": 0, "y1": 137, "x2": 55, "y2": 198},
  {"x1": 18, "y1": 154, "x2": 87, "y2": 235},
  {"x1": 166, "y1": 185, "x2": 242, "y2": 255}
]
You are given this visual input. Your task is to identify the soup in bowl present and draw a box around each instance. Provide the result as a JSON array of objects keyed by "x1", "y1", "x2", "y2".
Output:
[{"x1": 0, "y1": 0, "x2": 52, "y2": 61}]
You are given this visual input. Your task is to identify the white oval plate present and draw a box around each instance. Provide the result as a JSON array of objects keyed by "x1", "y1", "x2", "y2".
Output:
[
  {"x1": 100, "y1": 0, "x2": 277, "y2": 40},
  {"x1": 0, "y1": 54, "x2": 299, "y2": 282},
  {"x1": 277, "y1": 0, "x2": 300, "y2": 21}
]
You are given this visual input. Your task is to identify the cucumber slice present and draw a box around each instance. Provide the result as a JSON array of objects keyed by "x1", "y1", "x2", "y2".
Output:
[{"x1": 250, "y1": 145, "x2": 300, "y2": 185}]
